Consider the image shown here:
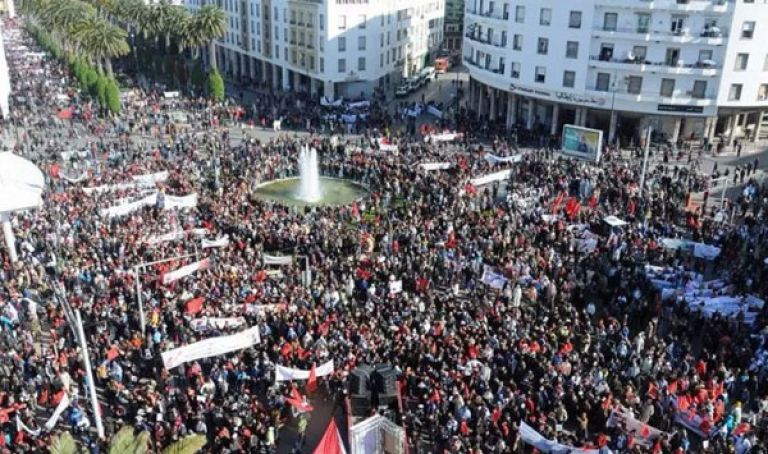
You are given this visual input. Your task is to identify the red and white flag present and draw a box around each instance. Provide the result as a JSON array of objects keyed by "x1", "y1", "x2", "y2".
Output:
[
  {"x1": 306, "y1": 363, "x2": 318, "y2": 394},
  {"x1": 285, "y1": 386, "x2": 314, "y2": 413}
]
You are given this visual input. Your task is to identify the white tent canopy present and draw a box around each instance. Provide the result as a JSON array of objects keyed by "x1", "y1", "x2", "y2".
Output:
[{"x1": 0, "y1": 153, "x2": 45, "y2": 262}]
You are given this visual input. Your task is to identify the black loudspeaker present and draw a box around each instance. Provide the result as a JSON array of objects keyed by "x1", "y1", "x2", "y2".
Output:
[
  {"x1": 349, "y1": 366, "x2": 374, "y2": 396},
  {"x1": 350, "y1": 395, "x2": 371, "y2": 417},
  {"x1": 371, "y1": 364, "x2": 398, "y2": 398}
]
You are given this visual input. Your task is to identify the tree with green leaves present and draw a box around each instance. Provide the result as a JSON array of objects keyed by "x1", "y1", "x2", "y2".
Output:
[
  {"x1": 48, "y1": 429, "x2": 206, "y2": 454},
  {"x1": 95, "y1": 75, "x2": 108, "y2": 106},
  {"x1": 71, "y1": 15, "x2": 130, "y2": 77},
  {"x1": 207, "y1": 69, "x2": 224, "y2": 102},
  {"x1": 193, "y1": 5, "x2": 226, "y2": 71},
  {"x1": 105, "y1": 77, "x2": 121, "y2": 114}
]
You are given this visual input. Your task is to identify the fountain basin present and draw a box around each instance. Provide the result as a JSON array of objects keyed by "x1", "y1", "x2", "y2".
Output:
[{"x1": 253, "y1": 177, "x2": 369, "y2": 207}]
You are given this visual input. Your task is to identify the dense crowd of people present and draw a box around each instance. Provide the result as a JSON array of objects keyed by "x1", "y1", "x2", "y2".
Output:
[{"x1": 1, "y1": 17, "x2": 768, "y2": 454}]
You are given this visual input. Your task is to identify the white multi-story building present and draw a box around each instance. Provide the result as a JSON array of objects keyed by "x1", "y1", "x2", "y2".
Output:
[
  {"x1": 186, "y1": 0, "x2": 444, "y2": 99},
  {"x1": 463, "y1": 0, "x2": 768, "y2": 145}
]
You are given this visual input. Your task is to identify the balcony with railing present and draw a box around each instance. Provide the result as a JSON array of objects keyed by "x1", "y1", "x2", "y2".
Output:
[
  {"x1": 589, "y1": 55, "x2": 720, "y2": 75},
  {"x1": 593, "y1": 25, "x2": 727, "y2": 44},
  {"x1": 463, "y1": 56, "x2": 505, "y2": 75},
  {"x1": 464, "y1": 32, "x2": 506, "y2": 49},
  {"x1": 593, "y1": 0, "x2": 732, "y2": 13},
  {"x1": 465, "y1": 8, "x2": 509, "y2": 22}
]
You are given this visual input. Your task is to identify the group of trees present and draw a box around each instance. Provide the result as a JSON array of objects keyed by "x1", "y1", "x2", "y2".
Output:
[
  {"x1": 50, "y1": 427, "x2": 206, "y2": 454},
  {"x1": 19, "y1": 0, "x2": 228, "y2": 104}
]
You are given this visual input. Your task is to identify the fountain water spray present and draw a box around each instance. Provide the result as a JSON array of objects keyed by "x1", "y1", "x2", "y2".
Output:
[{"x1": 296, "y1": 145, "x2": 322, "y2": 203}]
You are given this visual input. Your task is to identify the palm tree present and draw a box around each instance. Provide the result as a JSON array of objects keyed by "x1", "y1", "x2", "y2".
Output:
[
  {"x1": 72, "y1": 15, "x2": 130, "y2": 77},
  {"x1": 193, "y1": 4, "x2": 226, "y2": 71},
  {"x1": 41, "y1": 0, "x2": 97, "y2": 54},
  {"x1": 48, "y1": 429, "x2": 206, "y2": 454}
]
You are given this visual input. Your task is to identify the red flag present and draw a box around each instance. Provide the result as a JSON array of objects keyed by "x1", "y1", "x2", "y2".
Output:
[
  {"x1": 551, "y1": 192, "x2": 565, "y2": 214},
  {"x1": 464, "y1": 183, "x2": 477, "y2": 195},
  {"x1": 565, "y1": 197, "x2": 580, "y2": 220},
  {"x1": 445, "y1": 233, "x2": 458, "y2": 249},
  {"x1": 106, "y1": 346, "x2": 120, "y2": 361},
  {"x1": 286, "y1": 386, "x2": 314, "y2": 413},
  {"x1": 57, "y1": 107, "x2": 73, "y2": 120},
  {"x1": 306, "y1": 363, "x2": 318, "y2": 394},
  {"x1": 185, "y1": 297, "x2": 204, "y2": 315},
  {"x1": 312, "y1": 419, "x2": 347, "y2": 454},
  {"x1": 589, "y1": 194, "x2": 598, "y2": 209},
  {"x1": 641, "y1": 425, "x2": 651, "y2": 438}
]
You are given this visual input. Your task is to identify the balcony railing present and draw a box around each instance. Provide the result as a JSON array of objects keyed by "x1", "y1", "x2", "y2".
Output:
[
  {"x1": 463, "y1": 56, "x2": 505, "y2": 74},
  {"x1": 464, "y1": 33, "x2": 506, "y2": 48},
  {"x1": 595, "y1": 26, "x2": 727, "y2": 38},
  {"x1": 586, "y1": 85, "x2": 717, "y2": 100},
  {"x1": 465, "y1": 9, "x2": 509, "y2": 20},
  {"x1": 590, "y1": 55, "x2": 720, "y2": 70}
]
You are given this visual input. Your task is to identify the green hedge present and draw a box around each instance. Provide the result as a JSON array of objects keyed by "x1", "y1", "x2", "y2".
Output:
[
  {"x1": 105, "y1": 78, "x2": 121, "y2": 114},
  {"x1": 207, "y1": 69, "x2": 224, "y2": 102}
]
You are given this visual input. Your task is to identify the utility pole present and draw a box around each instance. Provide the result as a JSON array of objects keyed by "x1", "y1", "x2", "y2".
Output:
[
  {"x1": 75, "y1": 310, "x2": 105, "y2": 440},
  {"x1": 639, "y1": 126, "x2": 652, "y2": 198}
]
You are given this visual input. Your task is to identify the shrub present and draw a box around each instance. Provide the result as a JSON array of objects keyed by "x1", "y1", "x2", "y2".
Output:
[{"x1": 207, "y1": 69, "x2": 224, "y2": 102}]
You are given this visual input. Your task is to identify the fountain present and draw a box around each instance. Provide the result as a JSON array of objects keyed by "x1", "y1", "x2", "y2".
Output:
[
  {"x1": 253, "y1": 144, "x2": 368, "y2": 207},
  {"x1": 296, "y1": 146, "x2": 322, "y2": 203}
]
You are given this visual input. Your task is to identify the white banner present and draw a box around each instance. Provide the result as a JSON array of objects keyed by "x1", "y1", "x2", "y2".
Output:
[
  {"x1": 145, "y1": 228, "x2": 208, "y2": 246},
  {"x1": 190, "y1": 316, "x2": 246, "y2": 332},
  {"x1": 274, "y1": 359, "x2": 334, "y2": 382},
  {"x1": 481, "y1": 266, "x2": 508, "y2": 290},
  {"x1": 202, "y1": 236, "x2": 230, "y2": 249},
  {"x1": 424, "y1": 132, "x2": 461, "y2": 143},
  {"x1": 60, "y1": 150, "x2": 89, "y2": 160},
  {"x1": 604, "y1": 215, "x2": 629, "y2": 227},
  {"x1": 485, "y1": 153, "x2": 523, "y2": 164},
  {"x1": 607, "y1": 406, "x2": 667, "y2": 448},
  {"x1": 84, "y1": 181, "x2": 140, "y2": 195},
  {"x1": 389, "y1": 280, "x2": 403, "y2": 294},
  {"x1": 519, "y1": 421, "x2": 608, "y2": 454},
  {"x1": 419, "y1": 162, "x2": 452, "y2": 171},
  {"x1": 161, "y1": 326, "x2": 261, "y2": 369},
  {"x1": 16, "y1": 415, "x2": 41, "y2": 437},
  {"x1": 61, "y1": 171, "x2": 88, "y2": 184},
  {"x1": 44, "y1": 393, "x2": 70, "y2": 430},
  {"x1": 693, "y1": 242, "x2": 721, "y2": 260},
  {"x1": 100, "y1": 193, "x2": 157, "y2": 218},
  {"x1": 320, "y1": 96, "x2": 343, "y2": 107},
  {"x1": 132, "y1": 171, "x2": 169, "y2": 185},
  {"x1": 162, "y1": 193, "x2": 198, "y2": 210},
  {"x1": 470, "y1": 169, "x2": 512, "y2": 187},
  {"x1": 264, "y1": 254, "x2": 293, "y2": 266},
  {"x1": 162, "y1": 258, "x2": 211, "y2": 284},
  {"x1": 374, "y1": 138, "x2": 398, "y2": 152}
]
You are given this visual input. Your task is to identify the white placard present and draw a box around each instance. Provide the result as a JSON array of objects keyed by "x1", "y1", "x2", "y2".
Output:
[{"x1": 161, "y1": 326, "x2": 261, "y2": 369}]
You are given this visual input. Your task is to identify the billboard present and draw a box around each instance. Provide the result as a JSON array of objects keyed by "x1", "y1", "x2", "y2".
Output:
[{"x1": 561, "y1": 125, "x2": 603, "y2": 163}]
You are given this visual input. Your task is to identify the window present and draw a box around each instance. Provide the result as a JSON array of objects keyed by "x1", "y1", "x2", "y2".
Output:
[
  {"x1": 515, "y1": 5, "x2": 525, "y2": 23},
  {"x1": 627, "y1": 76, "x2": 642, "y2": 94},
  {"x1": 742, "y1": 21, "x2": 755, "y2": 39},
  {"x1": 566, "y1": 41, "x2": 579, "y2": 59},
  {"x1": 636, "y1": 13, "x2": 650, "y2": 33},
  {"x1": 632, "y1": 45, "x2": 647, "y2": 62},
  {"x1": 380, "y1": 54, "x2": 384, "y2": 68},
  {"x1": 563, "y1": 70, "x2": 575, "y2": 88},
  {"x1": 758, "y1": 84, "x2": 768, "y2": 101},
  {"x1": 320, "y1": 57, "x2": 324, "y2": 72},
  {"x1": 358, "y1": 15, "x2": 366, "y2": 28},
  {"x1": 339, "y1": 15, "x2": 346, "y2": 29},
  {"x1": 692, "y1": 80, "x2": 707, "y2": 99},
  {"x1": 603, "y1": 13, "x2": 618, "y2": 31},
  {"x1": 320, "y1": 14, "x2": 324, "y2": 30},
  {"x1": 358, "y1": 57, "x2": 366, "y2": 71},
  {"x1": 338, "y1": 37, "x2": 346, "y2": 51},
  {"x1": 698, "y1": 49, "x2": 713, "y2": 63},
  {"x1": 338, "y1": 58, "x2": 346, "y2": 72},
  {"x1": 513, "y1": 34, "x2": 523, "y2": 50},
  {"x1": 511, "y1": 62, "x2": 520, "y2": 78},
  {"x1": 539, "y1": 8, "x2": 551, "y2": 26},
  {"x1": 569, "y1": 11, "x2": 582, "y2": 29},
  {"x1": 358, "y1": 36, "x2": 366, "y2": 50},
  {"x1": 535, "y1": 66, "x2": 546, "y2": 83},
  {"x1": 735, "y1": 53, "x2": 749, "y2": 71},
  {"x1": 728, "y1": 84, "x2": 742, "y2": 101},
  {"x1": 665, "y1": 48, "x2": 680, "y2": 67},
  {"x1": 599, "y1": 43, "x2": 614, "y2": 61},
  {"x1": 660, "y1": 78, "x2": 675, "y2": 97},
  {"x1": 537, "y1": 38, "x2": 549, "y2": 55},
  {"x1": 596, "y1": 73, "x2": 610, "y2": 91},
  {"x1": 670, "y1": 15, "x2": 686, "y2": 34}
]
